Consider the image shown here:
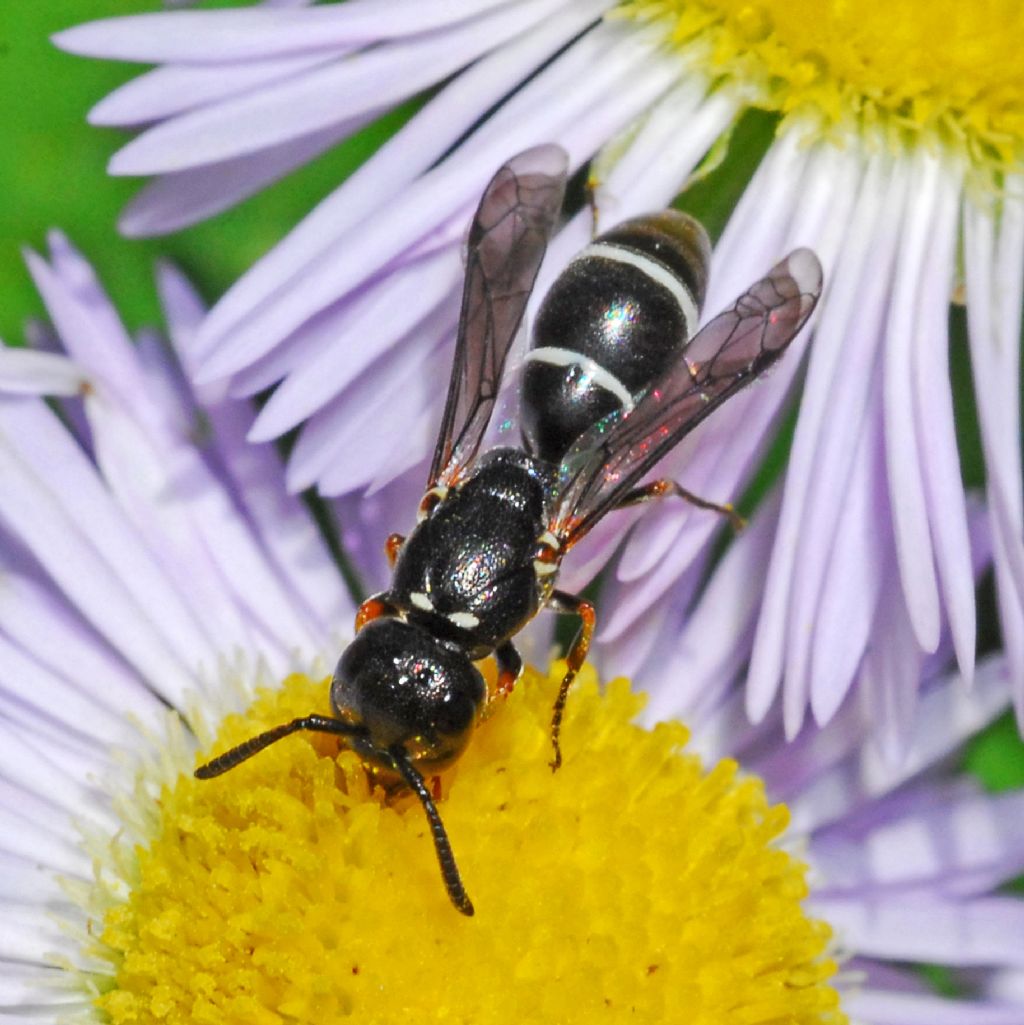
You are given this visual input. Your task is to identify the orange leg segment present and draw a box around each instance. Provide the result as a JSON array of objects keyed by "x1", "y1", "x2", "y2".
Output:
[
  {"x1": 616, "y1": 479, "x2": 745, "y2": 532},
  {"x1": 547, "y1": 591, "x2": 596, "y2": 772},
  {"x1": 355, "y1": 593, "x2": 398, "y2": 633},
  {"x1": 481, "y1": 641, "x2": 523, "y2": 720},
  {"x1": 385, "y1": 533, "x2": 405, "y2": 568}
]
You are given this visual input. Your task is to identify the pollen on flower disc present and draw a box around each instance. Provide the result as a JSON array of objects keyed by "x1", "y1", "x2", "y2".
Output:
[
  {"x1": 620, "y1": 0, "x2": 1024, "y2": 163},
  {"x1": 91, "y1": 667, "x2": 844, "y2": 1025}
]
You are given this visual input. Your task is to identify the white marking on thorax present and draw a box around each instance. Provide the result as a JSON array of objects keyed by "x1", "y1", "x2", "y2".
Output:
[
  {"x1": 417, "y1": 485, "x2": 448, "y2": 522},
  {"x1": 409, "y1": 591, "x2": 434, "y2": 612},
  {"x1": 447, "y1": 611, "x2": 480, "y2": 630},
  {"x1": 525, "y1": 347, "x2": 635, "y2": 413},
  {"x1": 579, "y1": 241, "x2": 699, "y2": 340}
]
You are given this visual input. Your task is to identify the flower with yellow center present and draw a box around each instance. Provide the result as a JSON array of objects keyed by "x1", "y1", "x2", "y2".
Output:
[
  {"x1": 89, "y1": 668, "x2": 842, "y2": 1025},
  {"x1": 1, "y1": 235, "x2": 1023, "y2": 1024},
  {"x1": 56, "y1": 0, "x2": 1024, "y2": 744}
]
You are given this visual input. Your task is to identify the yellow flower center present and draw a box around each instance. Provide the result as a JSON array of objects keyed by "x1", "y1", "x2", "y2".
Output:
[
  {"x1": 86, "y1": 667, "x2": 843, "y2": 1024},
  {"x1": 619, "y1": 0, "x2": 1024, "y2": 164}
]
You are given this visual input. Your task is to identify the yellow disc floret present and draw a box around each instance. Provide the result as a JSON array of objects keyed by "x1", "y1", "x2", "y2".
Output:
[
  {"x1": 619, "y1": 0, "x2": 1024, "y2": 164},
  {"x1": 88, "y1": 666, "x2": 843, "y2": 1025}
]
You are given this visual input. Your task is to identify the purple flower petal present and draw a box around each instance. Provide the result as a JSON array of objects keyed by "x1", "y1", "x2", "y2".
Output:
[
  {"x1": 745, "y1": 150, "x2": 895, "y2": 719},
  {"x1": 107, "y1": 2, "x2": 548, "y2": 176},
  {"x1": 54, "y1": 0, "x2": 518, "y2": 62},
  {"x1": 90, "y1": 51, "x2": 341, "y2": 127},
  {"x1": 882, "y1": 150, "x2": 943, "y2": 653},
  {"x1": 23, "y1": 237, "x2": 147, "y2": 418},
  {"x1": 0, "y1": 399, "x2": 212, "y2": 704},
  {"x1": 911, "y1": 157, "x2": 975, "y2": 687},
  {"x1": 0, "y1": 349, "x2": 84, "y2": 396},
  {"x1": 847, "y1": 985, "x2": 1024, "y2": 1024},
  {"x1": 197, "y1": 1, "x2": 610, "y2": 352},
  {"x1": 156, "y1": 262, "x2": 355, "y2": 634},
  {"x1": 249, "y1": 247, "x2": 461, "y2": 442},
  {"x1": 119, "y1": 116, "x2": 364, "y2": 237},
  {"x1": 805, "y1": 398, "x2": 888, "y2": 728},
  {"x1": 287, "y1": 322, "x2": 450, "y2": 494},
  {"x1": 632, "y1": 489, "x2": 782, "y2": 725},
  {"x1": 964, "y1": 182, "x2": 1024, "y2": 722},
  {"x1": 809, "y1": 895, "x2": 1024, "y2": 966},
  {"x1": 811, "y1": 784, "x2": 1024, "y2": 897},
  {"x1": 787, "y1": 655, "x2": 1009, "y2": 833}
]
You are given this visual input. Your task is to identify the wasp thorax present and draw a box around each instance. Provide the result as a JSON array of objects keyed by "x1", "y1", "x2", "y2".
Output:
[{"x1": 331, "y1": 619, "x2": 486, "y2": 773}]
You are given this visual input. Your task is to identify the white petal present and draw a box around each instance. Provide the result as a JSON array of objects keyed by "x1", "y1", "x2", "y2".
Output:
[
  {"x1": 0, "y1": 399, "x2": 209, "y2": 704},
  {"x1": 119, "y1": 115, "x2": 364, "y2": 237},
  {"x1": 749, "y1": 147, "x2": 889, "y2": 726},
  {"x1": 54, "y1": 0, "x2": 518, "y2": 61},
  {"x1": 882, "y1": 148, "x2": 942, "y2": 653},
  {"x1": 810, "y1": 895, "x2": 1024, "y2": 966},
  {"x1": 806, "y1": 396, "x2": 887, "y2": 726},
  {"x1": 910, "y1": 155, "x2": 974, "y2": 686},
  {"x1": 90, "y1": 50, "x2": 341, "y2": 126},
  {"x1": 0, "y1": 852, "x2": 72, "y2": 903},
  {"x1": 0, "y1": 962, "x2": 82, "y2": 1005},
  {"x1": 0, "y1": 722, "x2": 111, "y2": 841},
  {"x1": 249, "y1": 247, "x2": 461, "y2": 442},
  {"x1": 811, "y1": 785, "x2": 1024, "y2": 896},
  {"x1": 197, "y1": 2, "x2": 609, "y2": 352},
  {"x1": 0, "y1": 349, "x2": 85, "y2": 396},
  {"x1": 964, "y1": 177, "x2": 1024, "y2": 720},
  {"x1": 0, "y1": 633, "x2": 136, "y2": 751},
  {"x1": 846, "y1": 986, "x2": 1024, "y2": 1025},
  {"x1": 107, "y1": 1, "x2": 555, "y2": 176},
  {"x1": 788, "y1": 655, "x2": 1009, "y2": 833},
  {"x1": 0, "y1": 903, "x2": 86, "y2": 965},
  {"x1": 639, "y1": 489, "x2": 782, "y2": 725},
  {"x1": 591, "y1": 82, "x2": 739, "y2": 221}
]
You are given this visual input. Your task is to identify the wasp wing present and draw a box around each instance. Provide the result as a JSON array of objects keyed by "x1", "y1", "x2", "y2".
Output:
[
  {"x1": 552, "y1": 248, "x2": 823, "y2": 545},
  {"x1": 429, "y1": 144, "x2": 568, "y2": 488}
]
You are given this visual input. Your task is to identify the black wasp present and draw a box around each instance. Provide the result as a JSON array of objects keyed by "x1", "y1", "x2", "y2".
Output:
[{"x1": 195, "y1": 144, "x2": 822, "y2": 916}]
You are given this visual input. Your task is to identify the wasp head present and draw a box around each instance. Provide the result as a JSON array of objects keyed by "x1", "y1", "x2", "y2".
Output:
[{"x1": 331, "y1": 618, "x2": 487, "y2": 775}]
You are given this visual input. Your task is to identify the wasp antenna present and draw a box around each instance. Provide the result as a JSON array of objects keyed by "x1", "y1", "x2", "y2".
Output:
[
  {"x1": 194, "y1": 714, "x2": 363, "y2": 779},
  {"x1": 389, "y1": 745, "x2": 474, "y2": 917}
]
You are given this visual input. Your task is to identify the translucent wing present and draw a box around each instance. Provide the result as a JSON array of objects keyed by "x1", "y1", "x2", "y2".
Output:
[
  {"x1": 552, "y1": 248, "x2": 823, "y2": 544},
  {"x1": 429, "y1": 144, "x2": 568, "y2": 487}
]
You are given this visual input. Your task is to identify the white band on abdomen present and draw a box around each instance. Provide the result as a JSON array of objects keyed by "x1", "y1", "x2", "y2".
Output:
[
  {"x1": 577, "y1": 242, "x2": 699, "y2": 340},
  {"x1": 524, "y1": 347, "x2": 635, "y2": 412}
]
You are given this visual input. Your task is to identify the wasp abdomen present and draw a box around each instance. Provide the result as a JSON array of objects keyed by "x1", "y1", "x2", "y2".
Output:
[{"x1": 520, "y1": 211, "x2": 711, "y2": 465}]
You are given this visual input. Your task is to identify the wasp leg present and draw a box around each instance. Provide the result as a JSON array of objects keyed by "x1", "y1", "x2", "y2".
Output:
[
  {"x1": 385, "y1": 533, "x2": 405, "y2": 567},
  {"x1": 388, "y1": 744, "x2": 474, "y2": 916},
  {"x1": 355, "y1": 593, "x2": 399, "y2": 632},
  {"x1": 547, "y1": 590, "x2": 596, "y2": 772},
  {"x1": 615, "y1": 479, "x2": 746, "y2": 532},
  {"x1": 482, "y1": 641, "x2": 523, "y2": 719}
]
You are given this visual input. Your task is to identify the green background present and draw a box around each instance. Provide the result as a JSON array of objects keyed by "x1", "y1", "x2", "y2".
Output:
[
  {"x1": 2, "y1": 2, "x2": 1022, "y2": 789},
  {"x1": 0, "y1": 0, "x2": 390, "y2": 341}
]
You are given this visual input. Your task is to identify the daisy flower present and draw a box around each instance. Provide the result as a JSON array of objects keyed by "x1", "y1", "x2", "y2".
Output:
[
  {"x1": 55, "y1": 1, "x2": 1024, "y2": 736},
  {"x1": 2, "y1": 236, "x2": 1023, "y2": 1025}
]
